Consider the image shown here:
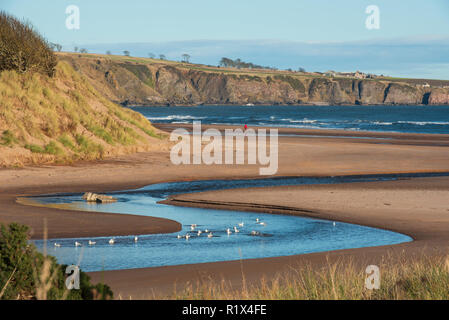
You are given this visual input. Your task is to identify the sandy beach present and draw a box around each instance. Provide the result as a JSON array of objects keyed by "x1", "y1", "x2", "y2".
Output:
[{"x1": 2, "y1": 125, "x2": 449, "y2": 298}]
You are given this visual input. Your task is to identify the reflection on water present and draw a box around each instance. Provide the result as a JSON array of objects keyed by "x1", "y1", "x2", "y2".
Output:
[{"x1": 30, "y1": 174, "x2": 425, "y2": 272}]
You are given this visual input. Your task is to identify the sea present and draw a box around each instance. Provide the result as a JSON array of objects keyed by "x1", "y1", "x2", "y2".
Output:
[{"x1": 130, "y1": 105, "x2": 449, "y2": 134}]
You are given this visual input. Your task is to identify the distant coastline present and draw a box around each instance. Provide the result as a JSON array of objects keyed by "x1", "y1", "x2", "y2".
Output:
[{"x1": 58, "y1": 52, "x2": 449, "y2": 108}]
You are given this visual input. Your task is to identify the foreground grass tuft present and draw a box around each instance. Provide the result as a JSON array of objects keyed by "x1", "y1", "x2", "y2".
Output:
[{"x1": 161, "y1": 255, "x2": 449, "y2": 300}]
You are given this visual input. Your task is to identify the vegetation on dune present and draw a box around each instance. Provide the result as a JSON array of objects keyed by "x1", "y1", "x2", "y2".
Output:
[
  {"x1": 0, "y1": 61, "x2": 161, "y2": 166},
  {"x1": 163, "y1": 256, "x2": 449, "y2": 300},
  {"x1": 0, "y1": 13, "x2": 162, "y2": 167},
  {"x1": 0, "y1": 223, "x2": 113, "y2": 300},
  {"x1": 0, "y1": 11, "x2": 57, "y2": 77}
]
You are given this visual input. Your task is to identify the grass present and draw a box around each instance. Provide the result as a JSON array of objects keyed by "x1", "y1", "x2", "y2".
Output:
[
  {"x1": 159, "y1": 255, "x2": 449, "y2": 300},
  {"x1": 0, "y1": 61, "x2": 163, "y2": 166},
  {"x1": 0, "y1": 130, "x2": 18, "y2": 146}
]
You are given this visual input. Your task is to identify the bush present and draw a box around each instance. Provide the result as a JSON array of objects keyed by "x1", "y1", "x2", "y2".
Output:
[
  {"x1": 0, "y1": 11, "x2": 57, "y2": 77},
  {"x1": 0, "y1": 223, "x2": 113, "y2": 300},
  {"x1": 0, "y1": 130, "x2": 18, "y2": 146}
]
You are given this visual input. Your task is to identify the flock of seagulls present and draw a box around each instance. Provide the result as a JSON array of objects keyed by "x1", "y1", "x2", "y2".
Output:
[
  {"x1": 177, "y1": 218, "x2": 267, "y2": 240},
  {"x1": 54, "y1": 235, "x2": 139, "y2": 248},
  {"x1": 53, "y1": 218, "x2": 337, "y2": 247}
]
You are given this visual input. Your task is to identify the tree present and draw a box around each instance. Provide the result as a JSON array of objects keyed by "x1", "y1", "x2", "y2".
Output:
[
  {"x1": 218, "y1": 57, "x2": 270, "y2": 70},
  {"x1": 181, "y1": 54, "x2": 191, "y2": 63},
  {"x1": 106, "y1": 50, "x2": 111, "y2": 55},
  {"x1": 159, "y1": 54, "x2": 166, "y2": 60},
  {"x1": 79, "y1": 48, "x2": 87, "y2": 53},
  {"x1": 148, "y1": 52, "x2": 155, "y2": 59},
  {"x1": 49, "y1": 43, "x2": 62, "y2": 52},
  {"x1": 0, "y1": 11, "x2": 57, "y2": 76},
  {"x1": 74, "y1": 46, "x2": 78, "y2": 52},
  {"x1": 219, "y1": 57, "x2": 234, "y2": 68},
  {"x1": 298, "y1": 67, "x2": 306, "y2": 73},
  {"x1": 123, "y1": 50, "x2": 130, "y2": 57}
]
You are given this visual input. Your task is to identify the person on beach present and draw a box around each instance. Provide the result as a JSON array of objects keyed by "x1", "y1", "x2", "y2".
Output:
[{"x1": 244, "y1": 124, "x2": 248, "y2": 130}]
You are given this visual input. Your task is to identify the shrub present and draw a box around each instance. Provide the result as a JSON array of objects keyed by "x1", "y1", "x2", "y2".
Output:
[
  {"x1": 44, "y1": 141, "x2": 63, "y2": 155},
  {"x1": 58, "y1": 134, "x2": 75, "y2": 150},
  {"x1": 25, "y1": 144, "x2": 45, "y2": 153},
  {"x1": 0, "y1": 130, "x2": 18, "y2": 146},
  {"x1": 0, "y1": 223, "x2": 113, "y2": 300},
  {"x1": 0, "y1": 11, "x2": 57, "y2": 77}
]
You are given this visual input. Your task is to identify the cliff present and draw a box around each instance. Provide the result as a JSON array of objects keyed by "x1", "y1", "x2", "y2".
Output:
[{"x1": 58, "y1": 53, "x2": 449, "y2": 106}]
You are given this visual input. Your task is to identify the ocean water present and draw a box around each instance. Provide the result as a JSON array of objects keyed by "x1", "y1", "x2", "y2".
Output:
[
  {"x1": 30, "y1": 174, "x2": 423, "y2": 272},
  {"x1": 130, "y1": 105, "x2": 449, "y2": 134}
]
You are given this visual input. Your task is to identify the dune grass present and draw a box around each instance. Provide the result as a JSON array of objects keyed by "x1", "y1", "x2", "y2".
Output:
[
  {"x1": 0, "y1": 60, "x2": 162, "y2": 166},
  {"x1": 160, "y1": 255, "x2": 449, "y2": 300}
]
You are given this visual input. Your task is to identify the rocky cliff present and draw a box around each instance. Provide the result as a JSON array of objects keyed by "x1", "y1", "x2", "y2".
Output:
[{"x1": 58, "y1": 53, "x2": 449, "y2": 106}]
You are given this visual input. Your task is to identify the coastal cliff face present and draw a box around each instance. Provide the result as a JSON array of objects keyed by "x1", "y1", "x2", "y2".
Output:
[{"x1": 59, "y1": 54, "x2": 449, "y2": 106}]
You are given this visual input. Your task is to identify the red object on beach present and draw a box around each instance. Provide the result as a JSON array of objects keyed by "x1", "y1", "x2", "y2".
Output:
[{"x1": 244, "y1": 124, "x2": 248, "y2": 130}]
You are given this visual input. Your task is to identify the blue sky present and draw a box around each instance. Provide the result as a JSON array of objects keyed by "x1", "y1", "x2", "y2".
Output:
[{"x1": 2, "y1": 0, "x2": 449, "y2": 78}]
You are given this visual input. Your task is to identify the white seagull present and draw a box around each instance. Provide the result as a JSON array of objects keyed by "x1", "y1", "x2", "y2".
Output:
[
  {"x1": 256, "y1": 218, "x2": 260, "y2": 223},
  {"x1": 109, "y1": 238, "x2": 115, "y2": 245},
  {"x1": 234, "y1": 227, "x2": 240, "y2": 233},
  {"x1": 208, "y1": 233, "x2": 213, "y2": 238},
  {"x1": 177, "y1": 234, "x2": 183, "y2": 239},
  {"x1": 75, "y1": 241, "x2": 82, "y2": 247},
  {"x1": 227, "y1": 228, "x2": 232, "y2": 235},
  {"x1": 88, "y1": 240, "x2": 96, "y2": 246},
  {"x1": 197, "y1": 230, "x2": 202, "y2": 236},
  {"x1": 238, "y1": 222, "x2": 244, "y2": 227},
  {"x1": 134, "y1": 236, "x2": 138, "y2": 242},
  {"x1": 258, "y1": 222, "x2": 267, "y2": 226},
  {"x1": 185, "y1": 234, "x2": 191, "y2": 240},
  {"x1": 54, "y1": 243, "x2": 61, "y2": 247}
]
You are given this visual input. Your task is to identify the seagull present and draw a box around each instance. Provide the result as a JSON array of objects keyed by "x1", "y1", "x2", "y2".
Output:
[
  {"x1": 251, "y1": 231, "x2": 260, "y2": 236},
  {"x1": 333, "y1": 222, "x2": 336, "y2": 227},
  {"x1": 256, "y1": 218, "x2": 260, "y2": 223},
  {"x1": 134, "y1": 236, "x2": 138, "y2": 242},
  {"x1": 208, "y1": 233, "x2": 213, "y2": 238},
  {"x1": 177, "y1": 234, "x2": 183, "y2": 239},
  {"x1": 88, "y1": 240, "x2": 96, "y2": 245},
  {"x1": 238, "y1": 222, "x2": 244, "y2": 227},
  {"x1": 205, "y1": 229, "x2": 209, "y2": 233},
  {"x1": 190, "y1": 225, "x2": 196, "y2": 231},
  {"x1": 227, "y1": 228, "x2": 232, "y2": 235},
  {"x1": 54, "y1": 243, "x2": 61, "y2": 247},
  {"x1": 185, "y1": 234, "x2": 191, "y2": 240},
  {"x1": 108, "y1": 238, "x2": 115, "y2": 245},
  {"x1": 234, "y1": 227, "x2": 240, "y2": 233},
  {"x1": 197, "y1": 230, "x2": 202, "y2": 236},
  {"x1": 75, "y1": 241, "x2": 82, "y2": 247},
  {"x1": 258, "y1": 222, "x2": 267, "y2": 226}
]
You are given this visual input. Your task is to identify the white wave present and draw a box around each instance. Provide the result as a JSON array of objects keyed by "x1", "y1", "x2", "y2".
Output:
[
  {"x1": 146, "y1": 115, "x2": 206, "y2": 121},
  {"x1": 280, "y1": 118, "x2": 318, "y2": 124},
  {"x1": 397, "y1": 121, "x2": 449, "y2": 125},
  {"x1": 372, "y1": 121, "x2": 393, "y2": 125}
]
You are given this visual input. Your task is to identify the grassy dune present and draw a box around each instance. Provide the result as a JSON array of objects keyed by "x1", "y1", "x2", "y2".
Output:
[{"x1": 0, "y1": 61, "x2": 164, "y2": 167}]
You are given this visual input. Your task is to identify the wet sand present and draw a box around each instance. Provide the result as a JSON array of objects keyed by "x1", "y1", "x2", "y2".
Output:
[{"x1": 2, "y1": 126, "x2": 449, "y2": 298}]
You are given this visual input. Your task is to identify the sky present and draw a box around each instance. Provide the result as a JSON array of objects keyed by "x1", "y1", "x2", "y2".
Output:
[{"x1": 2, "y1": 0, "x2": 449, "y2": 78}]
